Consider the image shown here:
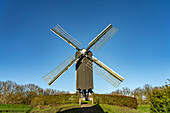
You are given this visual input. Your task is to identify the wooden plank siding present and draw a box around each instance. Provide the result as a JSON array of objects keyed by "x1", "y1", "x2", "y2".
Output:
[{"x1": 75, "y1": 51, "x2": 93, "y2": 90}]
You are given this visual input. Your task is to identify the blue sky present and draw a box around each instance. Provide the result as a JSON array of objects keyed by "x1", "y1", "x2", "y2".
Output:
[{"x1": 0, "y1": 0, "x2": 170, "y2": 93}]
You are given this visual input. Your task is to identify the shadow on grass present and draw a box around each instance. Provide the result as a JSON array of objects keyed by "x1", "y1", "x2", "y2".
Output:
[
  {"x1": 57, "y1": 104, "x2": 107, "y2": 113},
  {"x1": 93, "y1": 104, "x2": 107, "y2": 113}
]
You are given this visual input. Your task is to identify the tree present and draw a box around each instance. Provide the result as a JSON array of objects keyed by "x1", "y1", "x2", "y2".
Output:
[
  {"x1": 143, "y1": 84, "x2": 152, "y2": 104},
  {"x1": 147, "y1": 79, "x2": 170, "y2": 113},
  {"x1": 0, "y1": 80, "x2": 70, "y2": 105},
  {"x1": 122, "y1": 87, "x2": 130, "y2": 96}
]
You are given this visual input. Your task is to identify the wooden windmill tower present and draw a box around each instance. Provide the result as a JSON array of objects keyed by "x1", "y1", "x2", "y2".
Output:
[{"x1": 43, "y1": 24, "x2": 124, "y2": 100}]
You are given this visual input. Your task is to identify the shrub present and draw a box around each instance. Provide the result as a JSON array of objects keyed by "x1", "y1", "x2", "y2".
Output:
[
  {"x1": 148, "y1": 80, "x2": 170, "y2": 113},
  {"x1": 31, "y1": 94, "x2": 79, "y2": 108},
  {"x1": 93, "y1": 94, "x2": 138, "y2": 109}
]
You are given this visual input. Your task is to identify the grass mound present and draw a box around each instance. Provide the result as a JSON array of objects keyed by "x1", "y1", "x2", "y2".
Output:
[
  {"x1": 30, "y1": 104, "x2": 80, "y2": 113},
  {"x1": 93, "y1": 94, "x2": 138, "y2": 109},
  {"x1": 0, "y1": 104, "x2": 31, "y2": 112},
  {"x1": 0, "y1": 104, "x2": 149, "y2": 113},
  {"x1": 31, "y1": 94, "x2": 79, "y2": 108},
  {"x1": 30, "y1": 104, "x2": 148, "y2": 113}
]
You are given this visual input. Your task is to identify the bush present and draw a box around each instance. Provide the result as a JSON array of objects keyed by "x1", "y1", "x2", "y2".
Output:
[
  {"x1": 93, "y1": 94, "x2": 138, "y2": 109},
  {"x1": 148, "y1": 80, "x2": 170, "y2": 113},
  {"x1": 31, "y1": 94, "x2": 79, "y2": 108}
]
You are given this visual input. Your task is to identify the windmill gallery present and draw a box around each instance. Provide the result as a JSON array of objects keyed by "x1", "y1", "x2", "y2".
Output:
[{"x1": 43, "y1": 24, "x2": 124, "y2": 101}]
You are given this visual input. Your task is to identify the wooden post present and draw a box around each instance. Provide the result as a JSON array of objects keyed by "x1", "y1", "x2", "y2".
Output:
[
  {"x1": 79, "y1": 98, "x2": 81, "y2": 105},
  {"x1": 92, "y1": 95, "x2": 94, "y2": 105}
]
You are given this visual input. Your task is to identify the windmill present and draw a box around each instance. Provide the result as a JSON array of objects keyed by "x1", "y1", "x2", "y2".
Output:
[{"x1": 43, "y1": 24, "x2": 124, "y2": 100}]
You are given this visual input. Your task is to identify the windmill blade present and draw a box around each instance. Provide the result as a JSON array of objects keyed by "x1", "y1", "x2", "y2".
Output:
[
  {"x1": 86, "y1": 55, "x2": 124, "y2": 87},
  {"x1": 92, "y1": 27, "x2": 118, "y2": 52},
  {"x1": 43, "y1": 55, "x2": 74, "y2": 85},
  {"x1": 93, "y1": 63, "x2": 122, "y2": 87},
  {"x1": 86, "y1": 24, "x2": 113, "y2": 50},
  {"x1": 87, "y1": 24, "x2": 118, "y2": 52},
  {"x1": 43, "y1": 54, "x2": 82, "y2": 85},
  {"x1": 51, "y1": 24, "x2": 82, "y2": 50}
]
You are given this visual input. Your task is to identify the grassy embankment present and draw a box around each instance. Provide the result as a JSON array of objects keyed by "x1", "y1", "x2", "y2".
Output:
[
  {"x1": 0, "y1": 104, "x2": 149, "y2": 113},
  {"x1": 95, "y1": 104, "x2": 149, "y2": 113},
  {"x1": 0, "y1": 104, "x2": 32, "y2": 112}
]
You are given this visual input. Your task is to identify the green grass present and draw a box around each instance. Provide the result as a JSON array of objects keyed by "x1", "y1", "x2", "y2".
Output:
[
  {"x1": 30, "y1": 104, "x2": 150, "y2": 113},
  {"x1": 0, "y1": 104, "x2": 150, "y2": 113},
  {"x1": 138, "y1": 105, "x2": 150, "y2": 113},
  {"x1": 94, "y1": 104, "x2": 150, "y2": 113},
  {"x1": 81, "y1": 100, "x2": 92, "y2": 104},
  {"x1": 94, "y1": 104, "x2": 139, "y2": 113},
  {"x1": 30, "y1": 103, "x2": 80, "y2": 113},
  {"x1": 0, "y1": 104, "x2": 31, "y2": 112}
]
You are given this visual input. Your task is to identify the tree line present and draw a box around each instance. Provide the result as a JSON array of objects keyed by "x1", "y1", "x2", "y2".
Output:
[
  {"x1": 110, "y1": 79, "x2": 170, "y2": 112},
  {"x1": 0, "y1": 79, "x2": 169, "y2": 111},
  {"x1": 110, "y1": 84, "x2": 152, "y2": 104},
  {"x1": 0, "y1": 81, "x2": 69, "y2": 105}
]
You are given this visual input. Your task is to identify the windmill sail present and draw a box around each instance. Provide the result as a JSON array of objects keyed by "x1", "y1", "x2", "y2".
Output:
[
  {"x1": 93, "y1": 63, "x2": 121, "y2": 87},
  {"x1": 51, "y1": 24, "x2": 82, "y2": 50},
  {"x1": 46, "y1": 53, "x2": 83, "y2": 85},
  {"x1": 43, "y1": 55, "x2": 75, "y2": 85},
  {"x1": 86, "y1": 24, "x2": 113, "y2": 50},
  {"x1": 92, "y1": 27, "x2": 118, "y2": 52},
  {"x1": 86, "y1": 55, "x2": 124, "y2": 87},
  {"x1": 87, "y1": 24, "x2": 118, "y2": 52}
]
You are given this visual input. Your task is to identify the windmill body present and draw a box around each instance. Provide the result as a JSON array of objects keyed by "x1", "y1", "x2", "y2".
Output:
[
  {"x1": 76, "y1": 50, "x2": 93, "y2": 92},
  {"x1": 43, "y1": 24, "x2": 124, "y2": 100}
]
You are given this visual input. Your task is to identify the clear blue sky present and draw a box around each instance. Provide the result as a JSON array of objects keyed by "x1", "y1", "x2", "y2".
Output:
[{"x1": 0, "y1": 0, "x2": 169, "y2": 93}]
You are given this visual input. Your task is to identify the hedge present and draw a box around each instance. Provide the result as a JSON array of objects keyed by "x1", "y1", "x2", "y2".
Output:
[
  {"x1": 93, "y1": 94, "x2": 138, "y2": 109},
  {"x1": 31, "y1": 94, "x2": 79, "y2": 108},
  {"x1": 31, "y1": 94, "x2": 137, "y2": 109}
]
